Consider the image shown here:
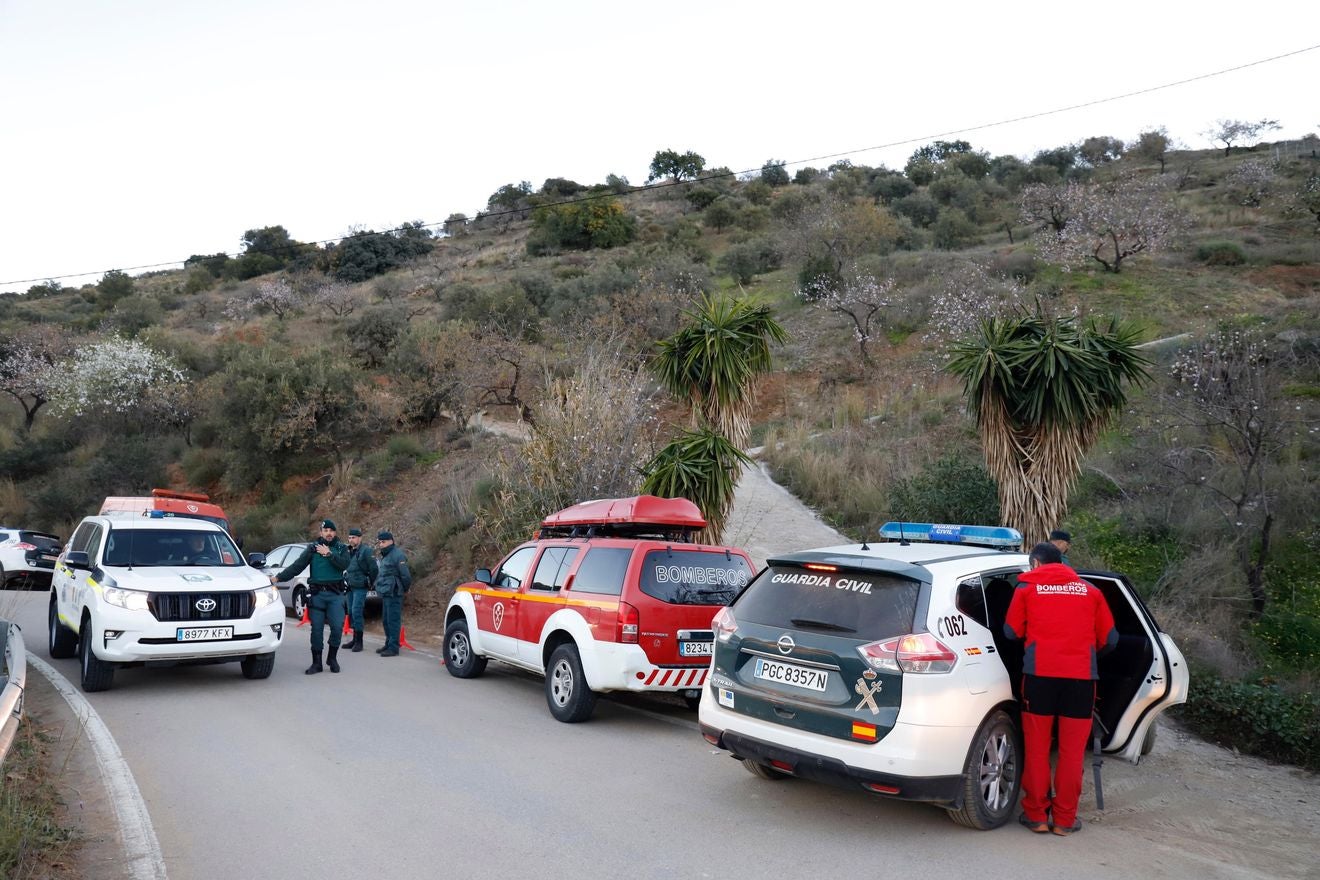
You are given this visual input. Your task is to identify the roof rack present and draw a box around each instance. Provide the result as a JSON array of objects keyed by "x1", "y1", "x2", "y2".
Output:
[
  {"x1": 536, "y1": 496, "x2": 706, "y2": 541},
  {"x1": 878, "y1": 522, "x2": 1023, "y2": 551}
]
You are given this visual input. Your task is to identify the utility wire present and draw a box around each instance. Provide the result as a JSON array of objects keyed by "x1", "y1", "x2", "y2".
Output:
[{"x1": 4, "y1": 42, "x2": 1316, "y2": 290}]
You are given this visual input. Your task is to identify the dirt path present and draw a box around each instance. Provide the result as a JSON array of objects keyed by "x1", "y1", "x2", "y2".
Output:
[{"x1": 722, "y1": 453, "x2": 1320, "y2": 879}]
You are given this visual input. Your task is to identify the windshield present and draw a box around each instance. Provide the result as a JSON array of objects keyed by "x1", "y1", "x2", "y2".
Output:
[
  {"x1": 102, "y1": 529, "x2": 244, "y2": 567},
  {"x1": 639, "y1": 549, "x2": 753, "y2": 606}
]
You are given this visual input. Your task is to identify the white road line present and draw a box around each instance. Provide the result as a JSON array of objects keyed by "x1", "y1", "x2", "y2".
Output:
[{"x1": 27, "y1": 655, "x2": 168, "y2": 880}]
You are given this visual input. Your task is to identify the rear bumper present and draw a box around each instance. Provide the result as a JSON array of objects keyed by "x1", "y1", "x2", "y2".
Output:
[
  {"x1": 580, "y1": 641, "x2": 710, "y2": 693},
  {"x1": 3, "y1": 568, "x2": 53, "y2": 588},
  {"x1": 701, "y1": 724, "x2": 964, "y2": 806}
]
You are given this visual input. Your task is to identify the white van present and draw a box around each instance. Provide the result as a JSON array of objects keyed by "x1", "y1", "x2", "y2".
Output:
[{"x1": 48, "y1": 515, "x2": 285, "y2": 692}]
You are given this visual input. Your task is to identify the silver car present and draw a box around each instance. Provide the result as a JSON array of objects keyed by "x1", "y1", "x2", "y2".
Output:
[{"x1": 258, "y1": 543, "x2": 378, "y2": 619}]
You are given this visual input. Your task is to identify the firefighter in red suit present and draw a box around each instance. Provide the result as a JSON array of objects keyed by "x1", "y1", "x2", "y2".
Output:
[{"x1": 1005, "y1": 541, "x2": 1118, "y2": 836}]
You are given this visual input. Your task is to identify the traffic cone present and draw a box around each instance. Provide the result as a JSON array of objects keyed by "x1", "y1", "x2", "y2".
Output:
[
  {"x1": 342, "y1": 614, "x2": 354, "y2": 637},
  {"x1": 399, "y1": 625, "x2": 415, "y2": 651},
  {"x1": 296, "y1": 603, "x2": 310, "y2": 627}
]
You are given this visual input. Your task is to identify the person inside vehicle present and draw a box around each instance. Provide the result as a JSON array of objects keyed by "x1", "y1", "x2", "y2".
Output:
[{"x1": 184, "y1": 533, "x2": 220, "y2": 565}]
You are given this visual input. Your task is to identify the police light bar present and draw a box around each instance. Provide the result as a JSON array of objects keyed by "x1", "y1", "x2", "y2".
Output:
[{"x1": 878, "y1": 522, "x2": 1023, "y2": 550}]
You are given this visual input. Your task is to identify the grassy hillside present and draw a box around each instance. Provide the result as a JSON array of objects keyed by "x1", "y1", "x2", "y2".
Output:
[{"x1": 2, "y1": 136, "x2": 1317, "y2": 763}]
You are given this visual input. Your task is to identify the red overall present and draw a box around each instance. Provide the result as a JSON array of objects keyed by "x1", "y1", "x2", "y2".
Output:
[{"x1": 1005, "y1": 563, "x2": 1117, "y2": 829}]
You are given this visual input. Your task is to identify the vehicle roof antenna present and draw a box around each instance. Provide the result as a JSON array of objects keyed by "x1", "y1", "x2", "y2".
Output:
[{"x1": 898, "y1": 522, "x2": 909, "y2": 547}]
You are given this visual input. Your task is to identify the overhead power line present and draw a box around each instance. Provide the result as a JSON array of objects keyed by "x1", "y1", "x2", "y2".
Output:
[{"x1": 3, "y1": 42, "x2": 1316, "y2": 290}]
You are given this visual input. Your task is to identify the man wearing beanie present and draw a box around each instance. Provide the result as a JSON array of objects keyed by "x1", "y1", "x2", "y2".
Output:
[
  {"x1": 343, "y1": 528, "x2": 378, "y2": 653},
  {"x1": 272, "y1": 519, "x2": 350, "y2": 674},
  {"x1": 1049, "y1": 529, "x2": 1073, "y2": 565},
  {"x1": 1005, "y1": 541, "x2": 1117, "y2": 836},
  {"x1": 373, "y1": 531, "x2": 411, "y2": 657}
]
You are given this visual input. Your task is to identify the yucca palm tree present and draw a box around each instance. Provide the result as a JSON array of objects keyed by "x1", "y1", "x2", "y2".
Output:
[
  {"x1": 640, "y1": 426, "x2": 752, "y2": 545},
  {"x1": 647, "y1": 293, "x2": 787, "y2": 542},
  {"x1": 652, "y1": 293, "x2": 788, "y2": 452},
  {"x1": 945, "y1": 310, "x2": 1149, "y2": 547}
]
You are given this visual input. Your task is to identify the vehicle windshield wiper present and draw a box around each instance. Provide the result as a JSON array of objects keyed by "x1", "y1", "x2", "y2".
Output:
[{"x1": 788, "y1": 617, "x2": 857, "y2": 633}]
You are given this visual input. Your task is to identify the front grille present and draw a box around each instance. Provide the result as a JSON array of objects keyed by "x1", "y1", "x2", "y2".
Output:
[{"x1": 149, "y1": 592, "x2": 254, "y2": 622}]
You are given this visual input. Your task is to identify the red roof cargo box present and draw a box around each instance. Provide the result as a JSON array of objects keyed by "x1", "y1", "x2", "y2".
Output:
[{"x1": 540, "y1": 495, "x2": 707, "y2": 530}]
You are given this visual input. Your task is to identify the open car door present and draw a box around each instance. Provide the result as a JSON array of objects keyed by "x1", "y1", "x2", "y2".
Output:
[{"x1": 1081, "y1": 570, "x2": 1190, "y2": 762}]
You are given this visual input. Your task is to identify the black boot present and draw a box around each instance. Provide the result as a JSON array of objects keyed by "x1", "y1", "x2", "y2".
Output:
[
  {"x1": 305, "y1": 650, "x2": 323, "y2": 675},
  {"x1": 350, "y1": 632, "x2": 363, "y2": 653},
  {"x1": 327, "y1": 646, "x2": 341, "y2": 673},
  {"x1": 376, "y1": 645, "x2": 388, "y2": 654}
]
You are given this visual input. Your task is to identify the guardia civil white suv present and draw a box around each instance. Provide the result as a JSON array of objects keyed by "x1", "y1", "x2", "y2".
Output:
[
  {"x1": 47, "y1": 514, "x2": 285, "y2": 692},
  {"x1": 699, "y1": 522, "x2": 1189, "y2": 830}
]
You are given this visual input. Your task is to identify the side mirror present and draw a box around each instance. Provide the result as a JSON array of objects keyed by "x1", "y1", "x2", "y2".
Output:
[
  {"x1": 65, "y1": 551, "x2": 91, "y2": 571},
  {"x1": 247, "y1": 552, "x2": 267, "y2": 568},
  {"x1": 475, "y1": 568, "x2": 492, "y2": 584}
]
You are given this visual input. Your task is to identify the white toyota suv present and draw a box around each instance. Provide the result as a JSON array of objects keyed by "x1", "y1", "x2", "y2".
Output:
[{"x1": 48, "y1": 514, "x2": 285, "y2": 692}]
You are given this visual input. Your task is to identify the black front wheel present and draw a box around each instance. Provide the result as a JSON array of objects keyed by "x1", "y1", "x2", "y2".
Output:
[
  {"x1": 947, "y1": 709, "x2": 1020, "y2": 830},
  {"x1": 78, "y1": 619, "x2": 115, "y2": 693},
  {"x1": 545, "y1": 643, "x2": 596, "y2": 723},
  {"x1": 241, "y1": 653, "x2": 276, "y2": 680},
  {"x1": 291, "y1": 587, "x2": 307, "y2": 620},
  {"x1": 443, "y1": 619, "x2": 488, "y2": 679}
]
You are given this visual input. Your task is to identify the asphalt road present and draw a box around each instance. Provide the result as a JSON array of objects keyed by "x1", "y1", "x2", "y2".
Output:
[{"x1": 9, "y1": 588, "x2": 1305, "y2": 880}]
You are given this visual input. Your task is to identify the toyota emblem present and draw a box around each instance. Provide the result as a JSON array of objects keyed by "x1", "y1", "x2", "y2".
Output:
[
  {"x1": 195, "y1": 597, "x2": 217, "y2": 613},
  {"x1": 777, "y1": 634, "x2": 795, "y2": 655}
]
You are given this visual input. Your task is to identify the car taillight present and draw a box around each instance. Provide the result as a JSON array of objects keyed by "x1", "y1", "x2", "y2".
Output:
[
  {"x1": 617, "y1": 601, "x2": 639, "y2": 644},
  {"x1": 857, "y1": 633, "x2": 957, "y2": 674},
  {"x1": 712, "y1": 606, "x2": 737, "y2": 642},
  {"x1": 16, "y1": 542, "x2": 37, "y2": 550}
]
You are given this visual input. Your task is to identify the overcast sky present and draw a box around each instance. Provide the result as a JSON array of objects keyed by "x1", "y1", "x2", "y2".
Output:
[{"x1": 1, "y1": 1, "x2": 1316, "y2": 294}]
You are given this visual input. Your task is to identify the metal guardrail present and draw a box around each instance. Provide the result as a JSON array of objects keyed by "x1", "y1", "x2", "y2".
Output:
[{"x1": 1, "y1": 619, "x2": 28, "y2": 765}]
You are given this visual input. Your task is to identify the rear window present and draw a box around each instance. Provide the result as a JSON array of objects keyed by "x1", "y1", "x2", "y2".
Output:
[
  {"x1": 638, "y1": 549, "x2": 753, "y2": 606},
  {"x1": 734, "y1": 565, "x2": 921, "y2": 640},
  {"x1": 569, "y1": 547, "x2": 631, "y2": 596},
  {"x1": 21, "y1": 532, "x2": 61, "y2": 549}
]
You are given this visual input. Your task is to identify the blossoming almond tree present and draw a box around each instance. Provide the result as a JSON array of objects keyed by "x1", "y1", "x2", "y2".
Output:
[
  {"x1": 1027, "y1": 173, "x2": 1187, "y2": 273},
  {"x1": 49, "y1": 335, "x2": 186, "y2": 419},
  {"x1": 0, "y1": 327, "x2": 70, "y2": 432}
]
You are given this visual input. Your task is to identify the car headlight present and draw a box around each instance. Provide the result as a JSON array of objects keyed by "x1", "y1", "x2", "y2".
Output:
[
  {"x1": 103, "y1": 586, "x2": 151, "y2": 611},
  {"x1": 252, "y1": 585, "x2": 281, "y2": 609}
]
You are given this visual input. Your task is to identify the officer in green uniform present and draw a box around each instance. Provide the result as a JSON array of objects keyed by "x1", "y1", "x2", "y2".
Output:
[
  {"x1": 343, "y1": 527, "x2": 378, "y2": 653},
  {"x1": 374, "y1": 531, "x2": 412, "y2": 657},
  {"x1": 1050, "y1": 529, "x2": 1073, "y2": 566},
  {"x1": 271, "y1": 519, "x2": 350, "y2": 674}
]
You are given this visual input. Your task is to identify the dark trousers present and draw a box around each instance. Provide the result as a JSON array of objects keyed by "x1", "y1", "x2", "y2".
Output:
[
  {"x1": 381, "y1": 594, "x2": 403, "y2": 652},
  {"x1": 309, "y1": 590, "x2": 346, "y2": 652},
  {"x1": 346, "y1": 588, "x2": 368, "y2": 632},
  {"x1": 1020, "y1": 674, "x2": 1095, "y2": 828}
]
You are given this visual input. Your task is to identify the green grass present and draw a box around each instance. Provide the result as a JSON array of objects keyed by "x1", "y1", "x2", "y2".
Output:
[{"x1": 0, "y1": 715, "x2": 80, "y2": 879}]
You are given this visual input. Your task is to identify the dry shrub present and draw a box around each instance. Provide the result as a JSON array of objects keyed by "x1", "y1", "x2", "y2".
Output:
[{"x1": 475, "y1": 348, "x2": 660, "y2": 549}]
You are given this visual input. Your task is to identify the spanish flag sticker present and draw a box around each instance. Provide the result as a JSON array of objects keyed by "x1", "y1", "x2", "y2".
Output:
[{"x1": 851, "y1": 721, "x2": 878, "y2": 742}]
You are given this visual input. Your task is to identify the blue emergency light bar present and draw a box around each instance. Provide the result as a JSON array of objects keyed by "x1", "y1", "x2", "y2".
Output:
[{"x1": 878, "y1": 522, "x2": 1023, "y2": 550}]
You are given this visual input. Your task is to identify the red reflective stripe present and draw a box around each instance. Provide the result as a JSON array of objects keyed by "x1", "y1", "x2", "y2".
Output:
[{"x1": 645, "y1": 669, "x2": 659, "y2": 685}]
